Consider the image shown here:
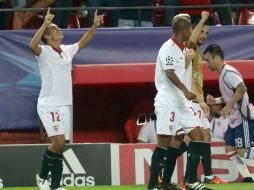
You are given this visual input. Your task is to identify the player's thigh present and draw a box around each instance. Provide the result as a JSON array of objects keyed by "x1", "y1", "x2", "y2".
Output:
[
  {"x1": 155, "y1": 106, "x2": 182, "y2": 136},
  {"x1": 169, "y1": 136, "x2": 182, "y2": 149},
  {"x1": 58, "y1": 106, "x2": 71, "y2": 141},
  {"x1": 233, "y1": 124, "x2": 247, "y2": 149},
  {"x1": 224, "y1": 127, "x2": 236, "y2": 147},
  {"x1": 192, "y1": 102, "x2": 210, "y2": 129},
  {"x1": 181, "y1": 106, "x2": 202, "y2": 140},
  {"x1": 201, "y1": 128, "x2": 212, "y2": 142}
]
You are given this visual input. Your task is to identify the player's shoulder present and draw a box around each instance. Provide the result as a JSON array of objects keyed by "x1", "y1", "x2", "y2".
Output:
[{"x1": 159, "y1": 39, "x2": 177, "y2": 54}]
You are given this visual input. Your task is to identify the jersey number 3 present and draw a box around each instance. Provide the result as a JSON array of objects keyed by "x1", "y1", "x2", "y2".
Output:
[{"x1": 170, "y1": 112, "x2": 175, "y2": 122}]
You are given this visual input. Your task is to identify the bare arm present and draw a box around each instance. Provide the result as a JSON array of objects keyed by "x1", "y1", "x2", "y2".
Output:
[
  {"x1": 29, "y1": 8, "x2": 54, "y2": 56},
  {"x1": 166, "y1": 69, "x2": 196, "y2": 100},
  {"x1": 192, "y1": 79, "x2": 209, "y2": 116},
  {"x1": 221, "y1": 82, "x2": 247, "y2": 118},
  {"x1": 185, "y1": 48, "x2": 195, "y2": 69},
  {"x1": 187, "y1": 11, "x2": 209, "y2": 49},
  {"x1": 77, "y1": 10, "x2": 104, "y2": 52}
]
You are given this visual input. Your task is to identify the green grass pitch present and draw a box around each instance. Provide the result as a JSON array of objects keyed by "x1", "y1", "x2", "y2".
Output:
[{"x1": 2, "y1": 183, "x2": 254, "y2": 190}]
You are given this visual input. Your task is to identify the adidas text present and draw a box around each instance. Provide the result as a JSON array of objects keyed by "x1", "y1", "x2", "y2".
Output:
[{"x1": 62, "y1": 174, "x2": 95, "y2": 186}]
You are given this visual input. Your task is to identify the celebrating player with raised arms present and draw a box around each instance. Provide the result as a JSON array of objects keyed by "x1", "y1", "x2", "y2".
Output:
[{"x1": 29, "y1": 7, "x2": 103, "y2": 190}]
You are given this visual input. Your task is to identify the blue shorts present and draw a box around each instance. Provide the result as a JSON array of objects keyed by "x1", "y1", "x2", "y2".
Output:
[{"x1": 225, "y1": 118, "x2": 254, "y2": 148}]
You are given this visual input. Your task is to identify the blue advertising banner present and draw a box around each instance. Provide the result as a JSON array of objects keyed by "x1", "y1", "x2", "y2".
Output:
[{"x1": 0, "y1": 26, "x2": 253, "y2": 130}]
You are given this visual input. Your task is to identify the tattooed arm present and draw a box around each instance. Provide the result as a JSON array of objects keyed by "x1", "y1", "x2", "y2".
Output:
[{"x1": 221, "y1": 82, "x2": 247, "y2": 118}]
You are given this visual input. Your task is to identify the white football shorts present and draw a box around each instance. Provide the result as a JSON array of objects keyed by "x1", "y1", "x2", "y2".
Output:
[
  {"x1": 191, "y1": 102, "x2": 210, "y2": 129},
  {"x1": 37, "y1": 105, "x2": 71, "y2": 140},
  {"x1": 155, "y1": 105, "x2": 200, "y2": 136}
]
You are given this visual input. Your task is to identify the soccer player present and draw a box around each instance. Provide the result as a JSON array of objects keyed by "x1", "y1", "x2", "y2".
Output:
[
  {"x1": 184, "y1": 12, "x2": 227, "y2": 184},
  {"x1": 209, "y1": 103, "x2": 254, "y2": 182},
  {"x1": 29, "y1": 8, "x2": 103, "y2": 190},
  {"x1": 204, "y1": 44, "x2": 254, "y2": 164},
  {"x1": 209, "y1": 103, "x2": 229, "y2": 140},
  {"x1": 148, "y1": 13, "x2": 212, "y2": 190}
]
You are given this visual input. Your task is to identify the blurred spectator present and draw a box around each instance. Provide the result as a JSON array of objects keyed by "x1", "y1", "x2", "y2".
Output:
[
  {"x1": 137, "y1": 120, "x2": 157, "y2": 143},
  {"x1": 137, "y1": 113, "x2": 157, "y2": 143},
  {"x1": 163, "y1": 0, "x2": 180, "y2": 26},
  {"x1": 229, "y1": 0, "x2": 241, "y2": 24},
  {"x1": 230, "y1": 0, "x2": 254, "y2": 24},
  {"x1": 12, "y1": 0, "x2": 27, "y2": 29},
  {"x1": 118, "y1": 0, "x2": 153, "y2": 27},
  {"x1": 180, "y1": 0, "x2": 233, "y2": 25},
  {"x1": 22, "y1": 0, "x2": 54, "y2": 29},
  {"x1": 0, "y1": 0, "x2": 7, "y2": 30},
  {"x1": 86, "y1": 0, "x2": 119, "y2": 27},
  {"x1": 180, "y1": 0, "x2": 216, "y2": 25},
  {"x1": 208, "y1": 103, "x2": 228, "y2": 140},
  {"x1": 211, "y1": 0, "x2": 233, "y2": 25},
  {"x1": 51, "y1": 0, "x2": 73, "y2": 28}
]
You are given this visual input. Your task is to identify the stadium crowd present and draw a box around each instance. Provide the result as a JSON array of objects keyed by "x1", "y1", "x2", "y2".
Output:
[{"x1": 0, "y1": 0, "x2": 254, "y2": 30}]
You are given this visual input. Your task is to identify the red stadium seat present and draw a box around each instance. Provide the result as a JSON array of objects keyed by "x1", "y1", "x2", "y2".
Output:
[
  {"x1": 239, "y1": 8, "x2": 254, "y2": 25},
  {"x1": 68, "y1": 13, "x2": 80, "y2": 28},
  {"x1": 153, "y1": 0, "x2": 164, "y2": 26},
  {"x1": 180, "y1": 0, "x2": 214, "y2": 16}
]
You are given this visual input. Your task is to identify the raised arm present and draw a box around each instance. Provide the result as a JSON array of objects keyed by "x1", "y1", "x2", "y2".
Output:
[
  {"x1": 29, "y1": 7, "x2": 54, "y2": 56},
  {"x1": 187, "y1": 11, "x2": 209, "y2": 49},
  {"x1": 77, "y1": 10, "x2": 104, "y2": 52}
]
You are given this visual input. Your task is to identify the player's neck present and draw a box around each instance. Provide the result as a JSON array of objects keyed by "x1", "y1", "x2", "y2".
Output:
[
  {"x1": 172, "y1": 35, "x2": 184, "y2": 45},
  {"x1": 48, "y1": 41, "x2": 61, "y2": 50}
]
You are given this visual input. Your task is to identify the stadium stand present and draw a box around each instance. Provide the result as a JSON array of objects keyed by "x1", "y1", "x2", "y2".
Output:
[{"x1": 0, "y1": 61, "x2": 254, "y2": 144}]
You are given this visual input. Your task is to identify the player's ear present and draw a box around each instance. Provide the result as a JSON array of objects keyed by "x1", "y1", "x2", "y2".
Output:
[{"x1": 44, "y1": 33, "x2": 51, "y2": 41}]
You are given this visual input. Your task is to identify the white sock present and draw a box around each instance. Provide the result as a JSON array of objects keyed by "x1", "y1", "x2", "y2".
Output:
[
  {"x1": 227, "y1": 151, "x2": 251, "y2": 178},
  {"x1": 244, "y1": 147, "x2": 254, "y2": 160}
]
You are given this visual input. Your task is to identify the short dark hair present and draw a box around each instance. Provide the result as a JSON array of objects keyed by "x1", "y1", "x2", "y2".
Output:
[
  {"x1": 172, "y1": 13, "x2": 192, "y2": 35},
  {"x1": 41, "y1": 25, "x2": 51, "y2": 44},
  {"x1": 203, "y1": 44, "x2": 224, "y2": 60}
]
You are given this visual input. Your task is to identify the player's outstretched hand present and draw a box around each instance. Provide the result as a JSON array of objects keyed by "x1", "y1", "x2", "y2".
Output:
[
  {"x1": 44, "y1": 7, "x2": 55, "y2": 26},
  {"x1": 185, "y1": 48, "x2": 196, "y2": 64},
  {"x1": 184, "y1": 90, "x2": 197, "y2": 101},
  {"x1": 93, "y1": 10, "x2": 104, "y2": 27},
  {"x1": 206, "y1": 94, "x2": 215, "y2": 105}
]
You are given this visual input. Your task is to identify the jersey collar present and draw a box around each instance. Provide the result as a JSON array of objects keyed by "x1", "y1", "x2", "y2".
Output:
[
  {"x1": 171, "y1": 37, "x2": 185, "y2": 51},
  {"x1": 51, "y1": 46, "x2": 62, "y2": 54},
  {"x1": 50, "y1": 45, "x2": 63, "y2": 58}
]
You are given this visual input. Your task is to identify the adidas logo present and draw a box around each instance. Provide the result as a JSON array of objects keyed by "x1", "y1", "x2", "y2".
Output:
[{"x1": 55, "y1": 148, "x2": 95, "y2": 186}]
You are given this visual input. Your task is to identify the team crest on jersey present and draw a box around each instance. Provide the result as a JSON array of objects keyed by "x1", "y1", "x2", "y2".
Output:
[
  {"x1": 166, "y1": 56, "x2": 174, "y2": 65},
  {"x1": 53, "y1": 125, "x2": 59, "y2": 131}
]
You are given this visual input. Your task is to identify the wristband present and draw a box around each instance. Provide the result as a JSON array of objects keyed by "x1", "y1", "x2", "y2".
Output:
[{"x1": 215, "y1": 98, "x2": 222, "y2": 104}]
